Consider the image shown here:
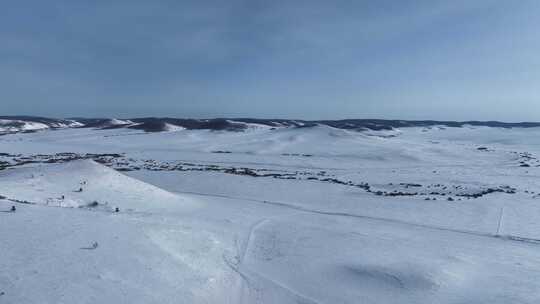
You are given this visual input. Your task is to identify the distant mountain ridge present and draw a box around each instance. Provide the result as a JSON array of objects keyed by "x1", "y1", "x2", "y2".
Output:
[{"x1": 1, "y1": 115, "x2": 540, "y2": 135}]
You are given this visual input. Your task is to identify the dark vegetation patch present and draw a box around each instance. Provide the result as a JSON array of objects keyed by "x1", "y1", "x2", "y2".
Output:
[
  {"x1": 0, "y1": 152, "x2": 124, "y2": 170},
  {"x1": 510, "y1": 151, "x2": 540, "y2": 168},
  {"x1": 0, "y1": 151, "x2": 523, "y2": 201},
  {"x1": 281, "y1": 153, "x2": 314, "y2": 157}
]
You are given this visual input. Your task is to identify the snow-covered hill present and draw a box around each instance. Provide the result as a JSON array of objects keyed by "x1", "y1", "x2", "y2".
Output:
[
  {"x1": 0, "y1": 160, "x2": 198, "y2": 212},
  {"x1": 0, "y1": 117, "x2": 82, "y2": 135},
  {"x1": 3, "y1": 115, "x2": 540, "y2": 135},
  {"x1": 1, "y1": 122, "x2": 540, "y2": 303}
]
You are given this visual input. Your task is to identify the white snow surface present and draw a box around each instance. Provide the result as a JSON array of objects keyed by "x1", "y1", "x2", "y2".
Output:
[
  {"x1": 226, "y1": 120, "x2": 277, "y2": 130},
  {"x1": 1, "y1": 125, "x2": 540, "y2": 303},
  {"x1": 163, "y1": 123, "x2": 186, "y2": 132},
  {"x1": 108, "y1": 118, "x2": 133, "y2": 125}
]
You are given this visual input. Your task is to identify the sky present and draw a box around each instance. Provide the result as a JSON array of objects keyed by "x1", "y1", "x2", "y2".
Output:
[{"x1": 1, "y1": 0, "x2": 540, "y2": 121}]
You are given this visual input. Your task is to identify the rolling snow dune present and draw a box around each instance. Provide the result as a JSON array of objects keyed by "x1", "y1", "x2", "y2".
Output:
[{"x1": 0, "y1": 160, "x2": 199, "y2": 212}]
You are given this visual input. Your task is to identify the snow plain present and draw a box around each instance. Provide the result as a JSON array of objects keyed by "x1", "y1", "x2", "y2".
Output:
[{"x1": 1, "y1": 125, "x2": 540, "y2": 303}]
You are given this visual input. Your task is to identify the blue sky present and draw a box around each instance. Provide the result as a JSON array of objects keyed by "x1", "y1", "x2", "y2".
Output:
[{"x1": 1, "y1": 0, "x2": 540, "y2": 120}]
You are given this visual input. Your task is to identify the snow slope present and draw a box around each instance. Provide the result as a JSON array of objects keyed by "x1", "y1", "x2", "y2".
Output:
[
  {"x1": 1, "y1": 125, "x2": 540, "y2": 303},
  {"x1": 0, "y1": 160, "x2": 198, "y2": 212}
]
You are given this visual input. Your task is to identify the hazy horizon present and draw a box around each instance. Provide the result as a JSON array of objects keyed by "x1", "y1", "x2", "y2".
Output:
[
  {"x1": 2, "y1": 0, "x2": 540, "y2": 121},
  {"x1": 4, "y1": 114, "x2": 540, "y2": 124}
]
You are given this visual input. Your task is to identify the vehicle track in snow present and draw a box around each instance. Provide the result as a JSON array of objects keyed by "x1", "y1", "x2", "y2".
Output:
[{"x1": 223, "y1": 218, "x2": 321, "y2": 304}]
